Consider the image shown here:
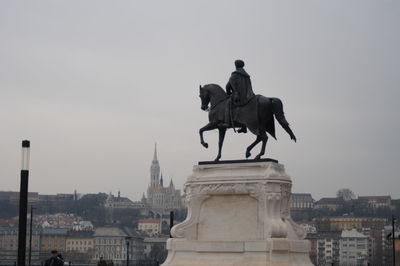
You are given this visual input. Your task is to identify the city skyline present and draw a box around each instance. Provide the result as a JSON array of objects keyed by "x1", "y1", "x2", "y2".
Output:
[{"x1": 0, "y1": 0, "x2": 399, "y2": 200}]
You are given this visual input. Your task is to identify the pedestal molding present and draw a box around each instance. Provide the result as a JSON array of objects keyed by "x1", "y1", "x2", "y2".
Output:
[{"x1": 164, "y1": 161, "x2": 312, "y2": 266}]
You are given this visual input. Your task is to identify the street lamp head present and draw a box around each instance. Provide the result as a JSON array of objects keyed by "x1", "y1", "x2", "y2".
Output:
[
  {"x1": 21, "y1": 140, "x2": 30, "y2": 171},
  {"x1": 22, "y1": 140, "x2": 30, "y2": 148}
]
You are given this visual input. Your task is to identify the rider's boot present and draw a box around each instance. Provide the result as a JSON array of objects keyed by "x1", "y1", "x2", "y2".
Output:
[{"x1": 238, "y1": 126, "x2": 247, "y2": 133}]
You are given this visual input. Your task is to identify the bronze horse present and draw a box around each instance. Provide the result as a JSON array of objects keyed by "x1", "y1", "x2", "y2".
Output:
[{"x1": 199, "y1": 84, "x2": 296, "y2": 161}]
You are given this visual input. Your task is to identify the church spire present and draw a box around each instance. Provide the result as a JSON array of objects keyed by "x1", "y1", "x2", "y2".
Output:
[
  {"x1": 141, "y1": 192, "x2": 146, "y2": 203},
  {"x1": 160, "y1": 172, "x2": 164, "y2": 187},
  {"x1": 150, "y1": 142, "x2": 160, "y2": 187},
  {"x1": 153, "y1": 142, "x2": 158, "y2": 162}
]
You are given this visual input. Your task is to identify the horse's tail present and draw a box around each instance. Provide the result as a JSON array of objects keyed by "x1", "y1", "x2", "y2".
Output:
[{"x1": 271, "y1": 98, "x2": 297, "y2": 142}]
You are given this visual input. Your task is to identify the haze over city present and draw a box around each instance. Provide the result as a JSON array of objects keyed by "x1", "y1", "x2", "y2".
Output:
[{"x1": 0, "y1": 0, "x2": 399, "y2": 200}]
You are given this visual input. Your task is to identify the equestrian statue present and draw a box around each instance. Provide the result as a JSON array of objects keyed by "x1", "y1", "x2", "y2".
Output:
[{"x1": 199, "y1": 60, "x2": 297, "y2": 161}]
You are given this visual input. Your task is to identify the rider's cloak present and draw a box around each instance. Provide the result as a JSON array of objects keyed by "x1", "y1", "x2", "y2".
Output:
[{"x1": 226, "y1": 68, "x2": 255, "y2": 106}]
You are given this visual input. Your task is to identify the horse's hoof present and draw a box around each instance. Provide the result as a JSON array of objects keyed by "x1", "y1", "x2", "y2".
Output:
[
  {"x1": 254, "y1": 155, "x2": 261, "y2": 160},
  {"x1": 245, "y1": 151, "x2": 251, "y2": 158},
  {"x1": 214, "y1": 156, "x2": 221, "y2": 162},
  {"x1": 201, "y1": 142, "x2": 208, "y2": 148}
]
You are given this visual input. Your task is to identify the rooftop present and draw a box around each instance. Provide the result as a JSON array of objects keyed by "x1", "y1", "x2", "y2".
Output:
[
  {"x1": 139, "y1": 219, "x2": 160, "y2": 224},
  {"x1": 316, "y1": 197, "x2": 344, "y2": 204},
  {"x1": 42, "y1": 228, "x2": 69, "y2": 235},
  {"x1": 67, "y1": 230, "x2": 94, "y2": 238},
  {"x1": 94, "y1": 227, "x2": 128, "y2": 237},
  {"x1": 341, "y1": 229, "x2": 367, "y2": 238}
]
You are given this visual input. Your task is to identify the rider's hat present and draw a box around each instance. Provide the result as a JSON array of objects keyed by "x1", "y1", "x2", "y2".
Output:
[{"x1": 234, "y1": 59, "x2": 245, "y2": 68}]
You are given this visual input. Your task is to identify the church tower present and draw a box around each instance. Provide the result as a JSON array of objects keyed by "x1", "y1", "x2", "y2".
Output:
[{"x1": 150, "y1": 143, "x2": 160, "y2": 187}]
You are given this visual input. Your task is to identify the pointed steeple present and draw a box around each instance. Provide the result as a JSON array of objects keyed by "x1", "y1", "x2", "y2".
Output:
[
  {"x1": 141, "y1": 192, "x2": 146, "y2": 203},
  {"x1": 153, "y1": 142, "x2": 158, "y2": 162},
  {"x1": 169, "y1": 178, "x2": 174, "y2": 188},
  {"x1": 160, "y1": 172, "x2": 164, "y2": 187},
  {"x1": 150, "y1": 142, "x2": 160, "y2": 187},
  {"x1": 107, "y1": 191, "x2": 113, "y2": 201}
]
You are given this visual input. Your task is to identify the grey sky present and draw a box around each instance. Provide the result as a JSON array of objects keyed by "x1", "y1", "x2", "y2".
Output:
[{"x1": 0, "y1": 0, "x2": 399, "y2": 200}]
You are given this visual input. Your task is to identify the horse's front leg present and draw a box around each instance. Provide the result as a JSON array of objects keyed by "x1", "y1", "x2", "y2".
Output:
[
  {"x1": 215, "y1": 127, "x2": 226, "y2": 161},
  {"x1": 199, "y1": 122, "x2": 218, "y2": 148}
]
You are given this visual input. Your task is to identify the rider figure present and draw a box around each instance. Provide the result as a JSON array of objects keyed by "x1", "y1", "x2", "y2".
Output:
[{"x1": 222, "y1": 59, "x2": 255, "y2": 131}]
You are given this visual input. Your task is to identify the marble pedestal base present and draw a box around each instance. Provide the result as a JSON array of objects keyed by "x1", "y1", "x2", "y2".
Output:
[{"x1": 162, "y1": 161, "x2": 313, "y2": 266}]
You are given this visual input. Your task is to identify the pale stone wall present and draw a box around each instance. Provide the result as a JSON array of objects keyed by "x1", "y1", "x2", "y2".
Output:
[{"x1": 163, "y1": 161, "x2": 313, "y2": 266}]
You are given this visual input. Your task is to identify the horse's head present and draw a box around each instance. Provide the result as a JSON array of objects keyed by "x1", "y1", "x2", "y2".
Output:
[
  {"x1": 199, "y1": 85, "x2": 210, "y2": 111},
  {"x1": 199, "y1": 84, "x2": 227, "y2": 111}
]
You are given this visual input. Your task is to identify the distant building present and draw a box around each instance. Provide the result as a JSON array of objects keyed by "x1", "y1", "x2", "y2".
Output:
[
  {"x1": 359, "y1": 227, "x2": 383, "y2": 265},
  {"x1": 143, "y1": 144, "x2": 182, "y2": 211},
  {"x1": 0, "y1": 219, "x2": 17, "y2": 228},
  {"x1": 34, "y1": 213, "x2": 80, "y2": 229},
  {"x1": 143, "y1": 236, "x2": 168, "y2": 258},
  {"x1": 105, "y1": 191, "x2": 136, "y2": 209},
  {"x1": 39, "y1": 228, "x2": 68, "y2": 260},
  {"x1": 358, "y1": 196, "x2": 391, "y2": 209},
  {"x1": 298, "y1": 222, "x2": 317, "y2": 234},
  {"x1": 138, "y1": 219, "x2": 161, "y2": 236},
  {"x1": 339, "y1": 229, "x2": 369, "y2": 266},
  {"x1": 0, "y1": 227, "x2": 41, "y2": 265},
  {"x1": 66, "y1": 230, "x2": 94, "y2": 253},
  {"x1": 314, "y1": 232, "x2": 341, "y2": 265},
  {"x1": 306, "y1": 233, "x2": 319, "y2": 265},
  {"x1": 383, "y1": 226, "x2": 400, "y2": 265},
  {"x1": 314, "y1": 197, "x2": 344, "y2": 211},
  {"x1": 290, "y1": 193, "x2": 314, "y2": 210},
  {"x1": 0, "y1": 191, "x2": 39, "y2": 203},
  {"x1": 314, "y1": 217, "x2": 388, "y2": 232},
  {"x1": 72, "y1": 220, "x2": 94, "y2": 231},
  {"x1": 93, "y1": 226, "x2": 144, "y2": 263}
]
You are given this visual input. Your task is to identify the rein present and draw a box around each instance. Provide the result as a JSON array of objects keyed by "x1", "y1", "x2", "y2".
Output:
[{"x1": 210, "y1": 96, "x2": 229, "y2": 110}]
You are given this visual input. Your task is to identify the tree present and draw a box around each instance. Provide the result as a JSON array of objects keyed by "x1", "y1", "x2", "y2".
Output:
[{"x1": 336, "y1": 188, "x2": 356, "y2": 201}]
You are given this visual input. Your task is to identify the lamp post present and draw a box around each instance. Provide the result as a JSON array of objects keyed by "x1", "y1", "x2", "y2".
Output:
[
  {"x1": 392, "y1": 215, "x2": 396, "y2": 266},
  {"x1": 17, "y1": 140, "x2": 30, "y2": 266},
  {"x1": 126, "y1": 236, "x2": 131, "y2": 266},
  {"x1": 28, "y1": 206, "x2": 36, "y2": 266},
  {"x1": 169, "y1": 211, "x2": 174, "y2": 238}
]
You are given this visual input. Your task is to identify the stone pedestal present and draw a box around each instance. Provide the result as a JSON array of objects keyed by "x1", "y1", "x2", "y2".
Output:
[{"x1": 162, "y1": 161, "x2": 313, "y2": 266}]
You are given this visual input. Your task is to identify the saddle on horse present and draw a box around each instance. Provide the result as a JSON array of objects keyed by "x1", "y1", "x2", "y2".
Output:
[{"x1": 223, "y1": 95, "x2": 260, "y2": 134}]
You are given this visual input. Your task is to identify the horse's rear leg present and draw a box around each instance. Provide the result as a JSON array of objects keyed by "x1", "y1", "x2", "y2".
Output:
[
  {"x1": 246, "y1": 135, "x2": 261, "y2": 158},
  {"x1": 255, "y1": 132, "x2": 268, "y2": 160},
  {"x1": 199, "y1": 122, "x2": 217, "y2": 148},
  {"x1": 215, "y1": 128, "x2": 226, "y2": 161}
]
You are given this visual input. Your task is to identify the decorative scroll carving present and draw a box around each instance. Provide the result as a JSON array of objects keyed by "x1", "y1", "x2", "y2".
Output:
[
  {"x1": 280, "y1": 182, "x2": 292, "y2": 219},
  {"x1": 185, "y1": 182, "x2": 262, "y2": 196},
  {"x1": 265, "y1": 191, "x2": 288, "y2": 238},
  {"x1": 287, "y1": 217, "x2": 307, "y2": 239},
  {"x1": 171, "y1": 194, "x2": 210, "y2": 239}
]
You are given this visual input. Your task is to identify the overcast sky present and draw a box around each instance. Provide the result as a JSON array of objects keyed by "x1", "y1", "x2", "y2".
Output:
[{"x1": 0, "y1": 0, "x2": 399, "y2": 201}]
